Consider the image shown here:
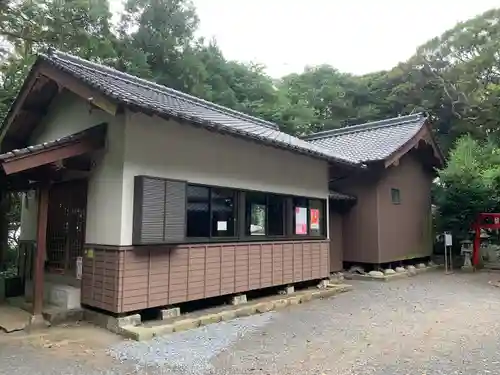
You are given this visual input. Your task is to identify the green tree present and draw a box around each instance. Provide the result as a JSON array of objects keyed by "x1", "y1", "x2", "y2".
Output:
[{"x1": 434, "y1": 135, "x2": 500, "y2": 237}]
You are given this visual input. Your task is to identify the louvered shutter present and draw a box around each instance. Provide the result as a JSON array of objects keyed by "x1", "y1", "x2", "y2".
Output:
[
  {"x1": 133, "y1": 176, "x2": 186, "y2": 244},
  {"x1": 164, "y1": 180, "x2": 186, "y2": 242}
]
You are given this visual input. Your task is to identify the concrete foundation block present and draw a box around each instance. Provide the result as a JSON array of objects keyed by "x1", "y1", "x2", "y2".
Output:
[
  {"x1": 231, "y1": 294, "x2": 247, "y2": 305},
  {"x1": 317, "y1": 279, "x2": 329, "y2": 289},
  {"x1": 280, "y1": 285, "x2": 294, "y2": 295},
  {"x1": 117, "y1": 314, "x2": 141, "y2": 328},
  {"x1": 160, "y1": 307, "x2": 181, "y2": 320}
]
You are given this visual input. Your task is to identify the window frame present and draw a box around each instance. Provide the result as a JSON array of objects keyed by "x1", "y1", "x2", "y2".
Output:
[
  {"x1": 183, "y1": 182, "x2": 328, "y2": 243},
  {"x1": 186, "y1": 183, "x2": 239, "y2": 241},
  {"x1": 391, "y1": 188, "x2": 401, "y2": 205}
]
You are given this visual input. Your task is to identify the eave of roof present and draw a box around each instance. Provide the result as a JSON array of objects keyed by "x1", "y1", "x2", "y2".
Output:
[
  {"x1": 0, "y1": 49, "x2": 361, "y2": 169},
  {"x1": 302, "y1": 113, "x2": 443, "y2": 166}
]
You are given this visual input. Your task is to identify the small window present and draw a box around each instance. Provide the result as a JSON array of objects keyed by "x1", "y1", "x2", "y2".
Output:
[
  {"x1": 309, "y1": 199, "x2": 324, "y2": 236},
  {"x1": 187, "y1": 185, "x2": 210, "y2": 237},
  {"x1": 211, "y1": 188, "x2": 236, "y2": 237},
  {"x1": 246, "y1": 192, "x2": 267, "y2": 236},
  {"x1": 391, "y1": 188, "x2": 401, "y2": 205},
  {"x1": 293, "y1": 197, "x2": 309, "y2": 235},
  {"x1": 267, "y1": 194, "x2": 285, "y2": 236}
]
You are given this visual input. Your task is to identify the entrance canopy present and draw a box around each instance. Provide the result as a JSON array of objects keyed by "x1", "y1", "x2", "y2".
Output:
[{"x1": 0, "y1": 124, "x2": 106, "y2": 190}]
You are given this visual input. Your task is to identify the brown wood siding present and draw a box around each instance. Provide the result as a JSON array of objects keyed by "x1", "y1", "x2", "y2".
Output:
[
  {"x1": 82, "y1": 240, "x2": 329, "y2": 314},
  {"x1": 329, "y1": 210, "x2": 343, "y2": 272},
  {"x1": 337, "y1": 178, "x2": 380, "y2": 264},
  {"x1": 377, "y1": 152, "x2": 433, "y2": 263}
]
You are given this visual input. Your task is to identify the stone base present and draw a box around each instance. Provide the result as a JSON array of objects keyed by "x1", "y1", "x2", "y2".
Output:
[
  {"x1": 84, "y1": 309, "x2": 141, "y2": 334},
  {"x1": 231, "y1": 294, "x2": 248, "y2": 305},
  {"x1": 119, "y1": 283, "x2": 353, "y2": 341},
  {"x1": 159, "y1": 307, "x2": 181, "y2": 320},
  {"x1": 344, "y1": 264, "x2": 440, "y2": 282},
  {"x1": 25, "y1": 281, "x2": 81, "y2": 310}
]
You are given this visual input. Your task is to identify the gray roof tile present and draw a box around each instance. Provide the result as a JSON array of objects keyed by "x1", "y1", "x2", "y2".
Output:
[
  {"x1": 39, "y1": 50, "x2": 357, "y2": 167},
  {"x1": 303, "y1": 114, "x2": 428, "y2": 163}
]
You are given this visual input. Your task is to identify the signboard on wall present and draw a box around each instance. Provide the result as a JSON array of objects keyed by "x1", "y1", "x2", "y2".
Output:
[
  {"x1": 310, "y1": 209, "x2": 320, "y2": 230},
  {"x1": 295, "y1": 207, "x2": 307, "y2": 235}
]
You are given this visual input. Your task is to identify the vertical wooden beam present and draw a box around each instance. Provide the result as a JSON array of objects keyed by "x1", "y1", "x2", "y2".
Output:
[{"x1": 33, "y1": 185, "x2": 49, "y2": 316}]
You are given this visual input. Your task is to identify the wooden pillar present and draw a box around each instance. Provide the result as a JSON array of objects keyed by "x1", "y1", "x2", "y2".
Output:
[{"x1": 33, "y1": 185, "x2": 49, "y2": 316}]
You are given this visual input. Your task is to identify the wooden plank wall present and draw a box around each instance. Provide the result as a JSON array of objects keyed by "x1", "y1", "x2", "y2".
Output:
[{"x1": 82, "y1": 240, "x2": 330, "y2": 314}]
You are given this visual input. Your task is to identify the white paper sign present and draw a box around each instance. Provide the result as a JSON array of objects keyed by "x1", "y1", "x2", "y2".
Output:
[
  {"x1": 217, "y1": 221, "x2": 227, "y2": 231},
  {"x1": 444, "y1": 233, "x2": 452, "y2": 247},
  {"x1": 76, "y1": 256, "x2": 83, "y2": 280}
]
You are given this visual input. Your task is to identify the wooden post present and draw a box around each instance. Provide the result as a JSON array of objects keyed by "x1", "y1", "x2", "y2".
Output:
[{"x1": 33, "y1": 185, "x2": 49, "y2": 316}]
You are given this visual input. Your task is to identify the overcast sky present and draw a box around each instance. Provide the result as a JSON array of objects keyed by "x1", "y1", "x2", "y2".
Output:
[{"x1": 111, "y1": 0, "x2": 499, "y2": 77}]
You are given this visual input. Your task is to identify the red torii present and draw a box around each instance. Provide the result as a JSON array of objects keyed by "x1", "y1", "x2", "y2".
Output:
[{"x1": 472, "y1": 213, "x2": 500, "y2": 266}]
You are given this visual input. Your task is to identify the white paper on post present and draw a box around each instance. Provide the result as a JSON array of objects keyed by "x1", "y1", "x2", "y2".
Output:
[
  {"x1": 76, "y1": 256, "x2": 83, "y2": 280},
  {"x1": 444, "y1": 233, "x2": 452, "y2": 246},
  {"x1": 217, "y1": 221, "x2": 227, "y2": 231}
]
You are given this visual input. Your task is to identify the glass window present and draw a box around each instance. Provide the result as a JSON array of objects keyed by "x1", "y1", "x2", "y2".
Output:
[
  {"x1": 187, "y1": 185, "x2": 210, "y2": 237},
  {"x1": 293, "y1": 197, "x2": 308, "y2": 235},
  {"x1": 391, "y1": 188, "x2": 401, "y2": 205},
  {"x1": 246, "y1": 192, "x2": 266, "y2": 236},
  {"x1": 211, "y1": 188, "x2": 236, "y2": 237},
  {"x1": 309, "y1": 199, "x2": 324, "y2": 236},
  {"x1": 267, "y1": 194, "x2": 285, "y2": 236}
]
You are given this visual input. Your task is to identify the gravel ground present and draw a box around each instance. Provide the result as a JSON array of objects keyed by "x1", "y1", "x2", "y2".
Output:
[{"x1": 2, "y1": 271, "x2": 500, "y2": 375}]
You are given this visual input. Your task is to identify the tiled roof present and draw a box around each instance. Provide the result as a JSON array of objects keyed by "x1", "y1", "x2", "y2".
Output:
[
  {"x1": 303, "y1": 114, "x2": 428, "y2": 164},
  {"x1": 0, "y1": 124, "x2": 106, "y2": 162},
  {"x1": 36, "y1": 50, "x2": 357, "y2": 167}
]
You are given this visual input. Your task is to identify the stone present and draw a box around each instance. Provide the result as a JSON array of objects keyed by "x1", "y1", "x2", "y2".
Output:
[
  {"x1": 218, "y1": 310, "x2": 237, "y2": 322},
  {"x1": 384, "y1": 268, "x2": 396, "y2": 275},
  {"x1": 300, "y1": 293, "x2": 313, "y2": 303},
  {"x1": 273, "y1": 299, "x2": 289, "y2": 310},
  {"x1": 368, "y1": 270, "x2": 384, "y2": 278},
  {"x1": 117, "y1": 314, "x2": 141, "y2": 328},
  {"x1": 160, "y1": 307, "x2": 181, "y2": 320},
  {"x1": 395, "y1": 267, "x2": 406, "y2": 273},
  {"x1": 317, "y1": 279, "x2": 329, "y2": 289},
  {"x1": 416, "y1": 263, "x2": 427, "y2": 269},
  {"x1": 255, "y1": 302, "x2": 274, "y2": 313},
  {"x1": 234, "y1": 305, "x2": 256, "y2": 318},
  {"x1": 199, "y1": 313, "x2": 222, "y2": 326},
  {"x1": 172, "y1": 318, "x2": 200, "y2": 332},
  {"x1": 406, "y1": 265, "x2": 417, "y2": 275},
  {"x1": 349, "y1": 266, "x2": 365, "y2": 274},
  {"x1": 231, "y1": 294, "x2": 247, "y2": 305},
  {"x1": 288, "y1": 296, "x2": 302, "y2": 305}
]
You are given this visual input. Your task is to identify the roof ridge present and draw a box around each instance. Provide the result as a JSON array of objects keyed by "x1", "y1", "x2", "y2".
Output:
[
  {"x1": 303, "y1": 113, "x2": 428, "y2": 141},
  {"x1": 45, "y1": 49, "x2": 280, "y2": 130}
]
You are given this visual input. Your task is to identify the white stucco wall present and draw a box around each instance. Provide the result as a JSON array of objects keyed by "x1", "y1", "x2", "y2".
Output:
[
  {"x1": 20, "y1": 91, "x2": 125, "y2": 245},
  {"x1": 120, "y1": 112, "x2": 330, "y2": 245}
]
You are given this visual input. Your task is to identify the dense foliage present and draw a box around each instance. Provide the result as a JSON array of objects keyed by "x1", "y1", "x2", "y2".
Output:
[{"x1": 0, "y1": 0, "x2": 500, "y2": 254}]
